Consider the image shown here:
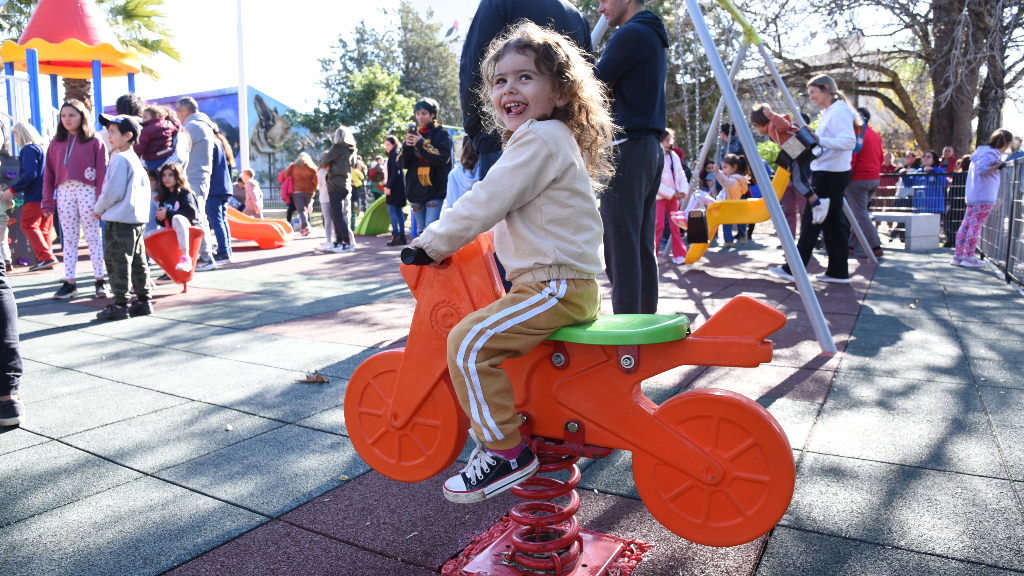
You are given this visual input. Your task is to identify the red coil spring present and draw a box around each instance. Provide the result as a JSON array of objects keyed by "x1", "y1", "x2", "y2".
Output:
[{"x1": 507, "y1": 438, "x2": 584, "y2": 575}]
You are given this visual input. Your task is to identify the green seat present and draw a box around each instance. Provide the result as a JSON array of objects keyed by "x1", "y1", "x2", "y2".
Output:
[{"x1": 547, "y1": 314, "x2": 690, "y2": 346}]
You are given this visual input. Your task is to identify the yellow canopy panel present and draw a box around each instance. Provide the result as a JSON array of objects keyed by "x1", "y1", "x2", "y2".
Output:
[{"x1": 0, "y1": 38, "x2": 141, "y2": 79}]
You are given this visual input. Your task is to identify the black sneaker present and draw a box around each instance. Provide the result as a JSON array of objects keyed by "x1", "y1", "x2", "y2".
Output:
[
  {"x1": 96, "y1": 303, "x2": 129, "y2": 321},
  {"x1": 128, "y1": 299, "x2": 153, "y2": 317},
  {"x1": 443, "y1": 431, "x2": 539, "y2": 504},
  {"x1": 0, "y1": 395, "x2": 25, "y2": 426},
  {"x1": 94, "y1": 279, "x2": 108, "y2": 298},
  {"x1": 29, "y1": 259, "x2": 57, "y2": 272},
  {"x1": 194, "y1": 258, "x2": 217, "y2": 272},
  {"x1": 154, "y1": 274, "x2": 175, "y2": 285},
  {"x1": 53, "y1": 281, "x2": 78, "y2": 300}
]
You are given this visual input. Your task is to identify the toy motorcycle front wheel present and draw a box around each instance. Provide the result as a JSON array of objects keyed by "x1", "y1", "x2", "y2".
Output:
[
  {"x1": 344, "y1": 350, "x2": 469, "y2": 483},
  {"x1": 632, "y1": 389, "x2": 796, "y2": 547}
]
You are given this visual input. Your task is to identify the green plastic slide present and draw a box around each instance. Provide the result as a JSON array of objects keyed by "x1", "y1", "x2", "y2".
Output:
[{"x1": 355, "y1": 195, "x2": 393, "y2": 236}]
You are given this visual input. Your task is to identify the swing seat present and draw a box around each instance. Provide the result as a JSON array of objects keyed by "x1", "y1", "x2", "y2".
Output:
[
  {"x1": 547, "y1": 314, "x2": 690, "y2": 345},
  {"x1": 682, "y1": 168, "x2": 791, "y2": 264}
]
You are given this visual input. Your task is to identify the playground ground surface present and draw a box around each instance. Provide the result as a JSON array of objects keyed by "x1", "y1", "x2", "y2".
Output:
[{"x1": 2, "y1": 226, "x2": 1023, "y2": 576}]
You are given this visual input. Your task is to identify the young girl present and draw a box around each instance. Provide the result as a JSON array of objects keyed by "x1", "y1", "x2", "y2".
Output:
[
  {"x1": 911, "y1": 150, "x2": 946, "y2": 215},
  {"x1": 713, "y1": 153, "x2": 751, "y2": 248},
  {"x1": 444, "y1": 135, "x2": 480, "y2": 211},
  {"x1": 10, "y1": 123, "x2": 54, "y2": 271},
  {"x1": 412, "y1": 21, "x2": 614, "y2": 503},
  {"x1": 240, "y1": 169, "x2": 264, "y2": 219},
  {"x1": 135, "y1": 105, "x2": 180, "y2": 172},
  {"x1": 656, "y1": 130, "x2": 688, "y2": 263},
  {"x1": 953, "y1": 129, "x2": 1013, "y2": 267},
  {"x1": 154, "y1": 163, "x2": 201, "y2": 272},
  {"x1": 43, "y1": 100, "x2": 108, "y2": 300}
]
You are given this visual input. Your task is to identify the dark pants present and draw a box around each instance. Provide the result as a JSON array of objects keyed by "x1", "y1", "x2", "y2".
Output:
[
  {"x1": 206, "y1": 194, "x2": 232, "y2": 258},
  {"x1": 601, "y1": 134, "x2": 663, "y2": 314},
  {"x1": 783, "y1": 170, "x2": 852, "y2": 280},
  {"x1": 103, "y1": 222, "x2": 151, "y2": 305},
  {"x1": 0, "y1": 264, "x2": 21, "y2": 397},
  {"x1": 328, "y1": 189, "x2": 351, "y2": 245}
]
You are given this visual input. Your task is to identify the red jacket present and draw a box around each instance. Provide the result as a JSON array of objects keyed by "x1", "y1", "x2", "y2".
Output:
[
  {"x1": 134, "y1": 117, "x2": 179, "y2": 161},
  {"x1": 850, "y1": 125, "x2": 883, "y2": 181}
]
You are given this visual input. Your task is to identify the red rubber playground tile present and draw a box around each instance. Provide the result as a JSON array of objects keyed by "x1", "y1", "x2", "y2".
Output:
[
  {"x1": 70, "y1": 285, "x2": 252, "y2": 311},
  {"x1": 165, "y1": 520, "x2": 436, "y2": 576}
]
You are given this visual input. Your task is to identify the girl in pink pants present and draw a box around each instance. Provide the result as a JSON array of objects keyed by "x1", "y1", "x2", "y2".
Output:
[{"x1": 953, "y1": 129, "x2": 1013, "y2": 267}]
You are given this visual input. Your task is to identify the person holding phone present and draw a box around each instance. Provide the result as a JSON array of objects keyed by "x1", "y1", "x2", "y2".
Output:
[{"x1": 400, "y1": 98, "x2": 452, "y2": 238}]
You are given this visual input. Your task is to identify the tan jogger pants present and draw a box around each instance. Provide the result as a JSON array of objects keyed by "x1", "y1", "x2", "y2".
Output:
[{"x1": 446, "y1": 278, "x2": 600, "y2": 450}]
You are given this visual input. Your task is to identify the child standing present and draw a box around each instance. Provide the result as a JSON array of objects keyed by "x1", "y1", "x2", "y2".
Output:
[
  {"x1": 93, "y1": 115, "x2": 153, "y2": 320},
  {"x1": 656, "y1": 130, "x2": 688, "y2": 263},
  {"x1": 713, "y1": 154, "x2": 751, "y2": 248},
  {"x1": 412, "y1": 22, "x2": 614, "y2": 503},
  {"x1": 444, "y1": 135, "x2": 480, "y2": 211},
  {"x1": 240, "y1": 169, "x2": 264, "y2": 219},
  {"x1": 154, "y1": 163, "x2": 202, "y2": 272},
  {"x1": 953, "y1": 129, "x2": 1013, "y2": 267},
  {"x1": 43, "y1": 99, "x2": 108, "y2": 300}
]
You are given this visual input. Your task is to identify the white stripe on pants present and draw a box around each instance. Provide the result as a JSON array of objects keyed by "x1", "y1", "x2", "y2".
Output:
[{"x1": 56, "y1": 180, "x2": 104, "y2": 281}]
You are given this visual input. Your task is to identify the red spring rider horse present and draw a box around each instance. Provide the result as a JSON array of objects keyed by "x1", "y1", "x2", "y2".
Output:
[{"x1": 344, "y1": 234, "x2": 795, "y2": 549}]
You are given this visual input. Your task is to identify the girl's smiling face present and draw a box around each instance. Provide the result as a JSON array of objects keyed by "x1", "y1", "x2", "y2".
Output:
[
  {"x1": 491, "y1": 50, "x2": 568, "y2": 132},
  {"x1": 722, "y1": 162, "x2": 738, "y2": 176}
]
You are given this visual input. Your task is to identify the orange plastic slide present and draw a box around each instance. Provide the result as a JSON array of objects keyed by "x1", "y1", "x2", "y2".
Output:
[{"x1": 226, "y1": 206, "x2": 292, "y2": 249}]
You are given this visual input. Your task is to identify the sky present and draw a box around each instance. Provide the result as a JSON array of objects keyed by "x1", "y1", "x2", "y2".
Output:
[{"x1": 25, "y1": 0, "x2": 1024, "y2": 132}]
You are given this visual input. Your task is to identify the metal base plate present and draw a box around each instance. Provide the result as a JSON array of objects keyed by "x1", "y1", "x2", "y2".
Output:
[{"x1": 461, "y1": 528, "x2": 624, "y2": 576}]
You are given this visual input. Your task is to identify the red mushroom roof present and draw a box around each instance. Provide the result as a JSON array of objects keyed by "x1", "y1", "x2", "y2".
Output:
[{"x1": 18, "y1": 0, "x2": 123, "y2": 48}]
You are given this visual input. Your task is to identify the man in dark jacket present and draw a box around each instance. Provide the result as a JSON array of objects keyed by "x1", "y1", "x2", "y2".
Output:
[
  {"x1": 459, "y1": 0, "x2": 592, "y2": 179},
  {"x1": 595, "y1": 0, "x2": 668, "y2": 315},
  {"x1": 400, "y1": 98, "x2": 452, "y2": 238}
]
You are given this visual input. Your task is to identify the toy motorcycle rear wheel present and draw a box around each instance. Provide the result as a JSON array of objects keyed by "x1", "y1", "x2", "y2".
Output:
[
  {"x1": 632, "y1": 389, "x2": 795, "y2": 547},
  {"x1": 344, "y1": 350, "x2": 468, "y2": 483}
]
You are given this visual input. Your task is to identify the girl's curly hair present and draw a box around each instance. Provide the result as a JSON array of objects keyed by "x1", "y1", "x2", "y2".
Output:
[{"x1": 476, "y1": 21, "x2": 617, "y2": 189}]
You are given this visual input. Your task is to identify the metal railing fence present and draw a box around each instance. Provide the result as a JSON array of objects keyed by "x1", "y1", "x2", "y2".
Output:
[{"x1": 978, "y1": 158, "x2": 1024, "y2": 286}]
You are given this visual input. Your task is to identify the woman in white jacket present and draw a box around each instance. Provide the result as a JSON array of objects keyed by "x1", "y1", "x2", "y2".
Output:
[
  {"x1": 769, "y1": 74, "x2": 859, "y2": 284},
  {"x1": 656, "y1": 131, "x2": 688, "y2": 263}
]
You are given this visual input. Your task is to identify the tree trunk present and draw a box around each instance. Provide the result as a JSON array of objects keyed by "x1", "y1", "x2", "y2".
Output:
[
  {"x1": 976, "y1": 1, "x2": 1006, "y2": 147},
  {"x1": 927, "y1": 0, "x2": 983, "y2": 156},
  {"x1": 62, "y1": 78, "x2": 92, "y2": 111}
]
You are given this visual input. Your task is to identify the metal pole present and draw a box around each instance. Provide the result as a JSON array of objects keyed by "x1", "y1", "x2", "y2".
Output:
[
  {"x1": 25, "y1": 49, "x2": 42, "y2": 134},
  {"x1": 49, "y1": 74, "x2": 58, "y2": 108},
  {"x1": 689, "y1": 43, "x2": 748, "y2": 194},
  {"x1": 591, "y1": 14, "x2": 610, "y2": 45},
  {"x1": 683, "y1": 0, "x2": 836, "y2": 354},
  {"x1": 128, "y1": 73, "x2": 135, "y2": 94},
  {"x1": 236, "y1": 0, "x2": 250, "y2": 171},
  {"x1": 4, "y1": 62, "x2": 13, "y2": 120},
  {"x1": 91, "y1": 60, "x2": 102, "y2": 125},
  {"x1": 756, "y1": 44, "x2": 877, "y2": 263}
]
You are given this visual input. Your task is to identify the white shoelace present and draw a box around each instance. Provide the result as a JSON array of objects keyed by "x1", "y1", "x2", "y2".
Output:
[{"x1": 460, "y1": 430, "x2": 498, "y2": 482}]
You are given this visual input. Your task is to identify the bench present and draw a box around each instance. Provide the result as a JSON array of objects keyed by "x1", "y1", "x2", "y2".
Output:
[{"x1": 870, "y1": 212, "x2": 940, "y2": 250}]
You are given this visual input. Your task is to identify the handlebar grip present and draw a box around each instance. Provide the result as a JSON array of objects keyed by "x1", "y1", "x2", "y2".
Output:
[{"x1": 401, "y1": 247, "x2": 435, "y2": 266}]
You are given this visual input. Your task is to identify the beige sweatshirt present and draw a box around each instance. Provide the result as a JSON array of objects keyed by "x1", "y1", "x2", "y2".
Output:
[{"x1": 418, "y1": 119, "x2": 604, "y2": 285}]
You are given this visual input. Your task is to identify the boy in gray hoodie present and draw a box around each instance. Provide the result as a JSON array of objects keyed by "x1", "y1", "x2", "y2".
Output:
[{"x1": 94, "y1": 115, "x2": 153, "y2": 321}]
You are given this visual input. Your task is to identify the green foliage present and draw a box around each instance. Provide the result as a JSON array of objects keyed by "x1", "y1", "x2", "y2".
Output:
[
  {"x1": 757, "y1": 139, "x2": 779, "y2": 168},
  {"x1": 306, "y1": 0, "x2": 461, "y2": 158},
  {"x1": 290, "y1": 64, "x2": 416, "y2": 158},
  {"x1": 0, "y1": 0, "x2": 180, "y2": 79}
]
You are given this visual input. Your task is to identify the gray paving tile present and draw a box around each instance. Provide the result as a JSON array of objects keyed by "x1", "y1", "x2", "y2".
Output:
[
  {"x1": 807, "y1": 406, "x2": 1004, "y2": 477},
  {"x1": 158, "y1": 424, "x2": 370, "y2": 516},
  {"x1": 0, "y1": 441, "x2": 141, "y2": 525},
  {"x1": 758, "y1": 527, "x2": 1020, "y2": 576},
  {"x1": 0, "y1": 427, "x2": 49, "y2": 455},
  {"x1": 782, "y1": 453, "x2": 1024, "y2": 570},
  {"x1": 979, "y1": 386, "x2": 1024, "y2": 425},
  {"x1": 968, "y1": 358, "x2": 1024, "y2": 389},
  {"x1": 952, "y1": 320, "x2": 1024, "y2": 342},
  {"x1": 838, "y1": 346, "x2": 971, "y2": 384},
  {"x1": 948, "y1": 306, "x2": 1024, "y2": 324},
  {"x1": 960, "y1": 337, "x2": 1024, "y2": 361},
  {"x1": 152, "y1": 303, "x2": 304, "y2": 329},
  {"x1": 124, "y1": 356, "x2": 301, "y2": 401},
  {"x1": 23, "y1": 382, "x2": 187, "y2": 438},
  {"x1": 827, "y1": 372, "x2": 985, "y2": 419},
  {"x1": 18, "y1": 366, "x2": 115, "y2": 403},
  {"x1": 990, "y1": 423, "x2": 1024, "y2": 481},
  {"x1": 0, "y1": 476, "x2": 265, "y2": 576},
  {"x1": 15, "y1": 301, "x2": 103, "y2": 328},
  {"x1": 757, "y1": 397, "x2": 820, "y2": 449},
  {"x1": 295, "y1": 404, "x2": 347, "y2": 436},
  {"x1": 846, "y1": 313, "x2": 951, "y2": 338},
  {"x1": 64, "y1": 402, "x2": 284, "y2": 473},
  {"x1": 578, "y1": 449, "x2": 639, "y2": 499},
  {"x1": 201, "y1": 377, "x2": 348, "y2": 424}
]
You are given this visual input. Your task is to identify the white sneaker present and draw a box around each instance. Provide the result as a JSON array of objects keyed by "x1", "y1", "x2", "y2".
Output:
[
  {"x1": 811, "y1": 198, "x2": 830, "y2": 225},
  {"x1": 768, "y1": 266, "x2": 795, "y2": 282},
  {"x1": 959, "y1": 256, "x2": 987, "y2": 268},
  {"x1": 949, "y1": 257, "x2": 963, "y2": 266},
  {"x1": 672, "y1": 256, "x2": 685, "y2": 264},
  {"x1": 816, "y1": 274, "x2": 851, "y2": 284},
  {"x1": 332, "y1": 243, "x2": 348, "y2": 253}
]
